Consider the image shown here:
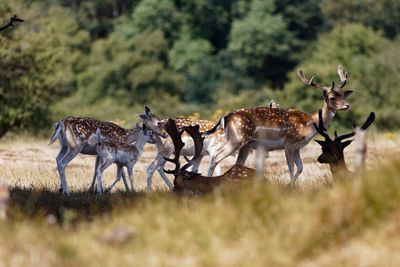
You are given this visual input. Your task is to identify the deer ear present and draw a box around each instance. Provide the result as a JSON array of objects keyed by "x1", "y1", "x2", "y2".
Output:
[
  {"x1": 139, "y1": 114, "x2": 148, "y2": 120},
  {"x1": 314, "y1": 139, "x2": 325, "y2": 147},
  {"x1": 342, "y1": 139, "x2": 353, "y2": 148},
  {"x1": 144, "y1": 105, "x2": 151, "y2": 114},
  {"x1": 344, "y1": 90, "x2": 353, "y2": 98}
]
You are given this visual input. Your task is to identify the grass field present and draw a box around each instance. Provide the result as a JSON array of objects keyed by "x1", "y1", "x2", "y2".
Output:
[{"x1": 0, "y1": 133, "x2": 399, "y2": 267}]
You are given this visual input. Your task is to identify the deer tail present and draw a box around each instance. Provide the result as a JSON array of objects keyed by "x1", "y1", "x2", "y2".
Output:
[
  {"x1": 49, "y1": 121, "x2": 64, "y2": 145},
  {"x1": 202, "y1": 117, "x2": 225, "y2": 137}
]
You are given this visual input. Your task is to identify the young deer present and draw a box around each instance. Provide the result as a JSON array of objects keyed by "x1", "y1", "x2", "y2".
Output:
[
  {"x1": 94, "y1": 124, "x2": 155, "y2": 194},
  {"x1": 163, "y1": 119, "x2": 256, "y2": 195},
  {"x1": 49, "y1": 116, "x2": 162, "y2": 195},
  {"x1": 204, "y1": 65, "x2": 353, "y2": 185},
  {"x1": 313, "y1": 109, "x2": 375, "y2": 178}
]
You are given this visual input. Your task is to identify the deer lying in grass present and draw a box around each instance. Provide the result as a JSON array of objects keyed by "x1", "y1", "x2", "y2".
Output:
[
  {"x1": 162, "y1": 119, "x2": 256, "y2": 195},
  {"x1": 313, "y1": 109, "x2": 375, "y2": 179},
  {"x1": 140, "y1": 103, "x2": 278, "y2": 191},
  {"x1": 204, "y1": 65, "x2": 353, "y2": 185},
  {"x1": 93, "y1": 124, "x2": 155, "y2": 194},
  {"x1": 50, "y1": 116, "x2": 164, "y2": 195}
]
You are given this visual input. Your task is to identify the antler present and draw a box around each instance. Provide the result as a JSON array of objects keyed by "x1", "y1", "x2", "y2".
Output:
[
  {"x1": 334, "y1": 112, "x2": 375, "y2": 142},
  {"x1": 180, "y1": 125, "x2": 204, "y2": 171},
  {"x1": 0, "y1": 15, "x2": 24, "y2": 32},
  {"x1": 336, "y1": 65, "x2": 348, "y2": 90},
  {"x1": 313, "y1": 109, "x2": 332, "y2": 141},
  {"x1": 163, "y1": 119, "x2": 184, "y2": 175},
  {"x1": 297, "y1": 69, "x2": 334, "y2": 91}
]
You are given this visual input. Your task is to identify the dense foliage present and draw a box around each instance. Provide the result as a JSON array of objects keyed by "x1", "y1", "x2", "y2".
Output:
[{"x1": 1, "y1": 0, "x2": 399, "y2": 136}]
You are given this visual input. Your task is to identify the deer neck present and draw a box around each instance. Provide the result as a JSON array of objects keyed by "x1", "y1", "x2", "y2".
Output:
[
  {"x1": 329, "y1": 157, "x2": 351, "y2": 178},
  {"x1": 312, "y1": 102, "x2": 336, "y2": 128},
  {"x1": 135, "y1": 132, "x2": 148, "y2": 156},
  {"x1": 126, "y1": 127, "x2": 140, "y2": 143}
]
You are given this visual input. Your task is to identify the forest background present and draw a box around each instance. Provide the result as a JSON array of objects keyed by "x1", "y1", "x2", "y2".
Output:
[{"x1": 1, "y1": 0, "x2": 399, "y2": 137}]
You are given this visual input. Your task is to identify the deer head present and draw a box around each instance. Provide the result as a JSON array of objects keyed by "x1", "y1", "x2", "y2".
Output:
[
  {"x1": 313, "y1": 109, "x2": 375, "y2": 165},
  {"x1": 297, "y1": 65, "x2": 353, "y2": 111},
  {"x1": 139, "y1": 106, "x2": 168, "y2": 138}
]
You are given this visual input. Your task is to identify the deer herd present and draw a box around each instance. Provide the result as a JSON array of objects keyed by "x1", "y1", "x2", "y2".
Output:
[{"x1": 50, "y1": 65, "x2": 376, "y2": 196}]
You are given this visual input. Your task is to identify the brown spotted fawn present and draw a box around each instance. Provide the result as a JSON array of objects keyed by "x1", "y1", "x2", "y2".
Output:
[
  {"x1": 204, "y1": 65, "x2": 353, "y2": 185},
  {"x1": 94, "y1": 124, "x2": 155, "y2": 194},
  {"x1": 50, "y1": 116, "x2": 161, "y2": 195},
  {"x1": 313, "y1": 109, "x2": 375, "y2": 179},
  {"x1": 162, "y1": 119, "x2": 256, "y2": 195}
]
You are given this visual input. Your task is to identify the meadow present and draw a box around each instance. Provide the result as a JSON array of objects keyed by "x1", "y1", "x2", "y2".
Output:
[{"x1": 0, "y1": 133, "x2": 399, "y2": 267}]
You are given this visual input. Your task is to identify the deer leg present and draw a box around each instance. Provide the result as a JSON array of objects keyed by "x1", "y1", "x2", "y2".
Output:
[
  {"x1": 105, "y1": 165, "x2": 123, "y2": 193},
  {"x1": 57, "y1": 147, "x2": 82, "y2": 196},
  {"x1": 208, "y1": 142, "x2": 242, "y2": 176},
  {"x1": 293, "y1": 148, "x2": 303, "y2": 180},
  {"x1": 55, "y1": 145, "x2": 68, "y2": 192},
  {"x1": 146, "y1": 158, "x2": 160, "y2": 192},
  {"x1": 89, "y1": 156, "x2": 99, "y2": 192},
  {"x1": 235, "y1": 145, "x2": 250, "y2": 166},
  {"x1": 96, "y1": 159, "x2": 112, "y2": 194},
  {"x1": 157, "y1": 168, "x2": 174, "y2": 190},
  {"x1": 127, "y1": 165, "x2": 134, "y2": 192},
  {"x1": 189, "y1": 154, "x2": 204, "y2": 173},
  {"x1": 120, "y1": 168, "x2": 130, "y2": 192},
  {"x1": 284, "y1": 147, "x2": 296, "y2": 185}
]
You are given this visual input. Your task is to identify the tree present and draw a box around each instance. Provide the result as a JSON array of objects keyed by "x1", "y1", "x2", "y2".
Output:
[
  {"x1": 323, "y1": 0, "x2": 400, "y2": 39},
  {"x1": 0, "y1": 1, "x2": 89, "y2": 137}
]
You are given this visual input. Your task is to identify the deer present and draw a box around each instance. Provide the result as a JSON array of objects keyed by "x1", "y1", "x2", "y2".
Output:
[
  {"x1": 162, "y1": 119, "x2": 256, "y2": 195},
  {"x1": 203, "y1": 65, "x2": 353, "y2": 185},
  {"x1": 313, "y1": 109, "x2": 375, "y2": 179},
  {"x1": 49, "y1": 116, "x2": 165, "y2": 195},
  {"x1": 93, "y1": 124, "x2": 155, "y2": 194},
  {"x1": 141, "y1": 101, "x2": 280, "y2": 191},
  {"x1": 0, "y1": 15, "x2": 23, "y2": 32}
]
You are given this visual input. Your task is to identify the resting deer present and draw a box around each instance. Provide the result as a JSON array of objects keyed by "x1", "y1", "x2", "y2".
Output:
[
  {"x1": 204, "y1": 65, "x2": 353, "y2": 185},
  {"x1": 50, "y1": 116, "x2": 164, "y2": 195},
  {"x1": 94, "y1": 124, "x2": 155, "y2": 194},
  {"x1": 162, "y1": 119, "x2": 256, "y2": 194},
  {"x1": 313, "y1": 109, "x2": 375, "y2": 179}
]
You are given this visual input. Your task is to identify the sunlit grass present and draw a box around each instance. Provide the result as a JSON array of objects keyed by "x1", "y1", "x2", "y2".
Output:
[{"x1": 0, "y1": 135, "x2": 399, "y2": 266}]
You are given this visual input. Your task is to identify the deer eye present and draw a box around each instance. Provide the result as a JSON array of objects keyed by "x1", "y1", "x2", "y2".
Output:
[{"x1": 329, "y1": 97, "x2": 335, "y2": 101}]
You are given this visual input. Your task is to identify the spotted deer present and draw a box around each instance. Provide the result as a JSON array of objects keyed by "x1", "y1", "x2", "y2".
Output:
[
  {"x1": 142, "y1": 102, "x2": 279, "y2": 191},
  {"x1": 139, "y1": 106, "x2": 227, "y2": 191},
  {"x1": 93, "y1": 124, "x2": 155, "y2": 194},
  {"x1": 204, "y1": 65, "x2": 353, "y2": 184},
  {"x1": 163, "y1": 119, "x2": 256, "y2": 194},
  {"x1": 313, "y1": 109, "x2": 375, "y2": 179},
  {"x1": 50, "y1": 116, "x2": 163, "y2": 195}
]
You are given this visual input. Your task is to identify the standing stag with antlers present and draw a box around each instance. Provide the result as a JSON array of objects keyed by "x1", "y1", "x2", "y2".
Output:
[
  {"x1": 313, "y1": 109, "x2": 375, "y2": 179},
  {"x1": 204, "y1": 65, "x2": 353, "y2": 185}
]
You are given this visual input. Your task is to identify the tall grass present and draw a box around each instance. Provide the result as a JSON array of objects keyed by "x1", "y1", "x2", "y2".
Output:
[{"x1": 1, "y1": 158, "x2": 399, "y2": 267}]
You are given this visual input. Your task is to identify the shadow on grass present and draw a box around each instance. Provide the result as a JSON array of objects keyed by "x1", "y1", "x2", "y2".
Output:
[{"x1": 8, "y1": 186, "x2": 153, "y2": 224}]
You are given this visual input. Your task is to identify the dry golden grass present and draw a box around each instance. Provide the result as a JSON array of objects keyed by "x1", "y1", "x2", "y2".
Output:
[{"x1": 0, "y1": 133, "x2": 399, "y2": 267}]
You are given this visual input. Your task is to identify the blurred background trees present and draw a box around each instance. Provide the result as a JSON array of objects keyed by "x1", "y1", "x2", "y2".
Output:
[{"x1": 1, "y1": 0, "x2": 399, "y2": 136}]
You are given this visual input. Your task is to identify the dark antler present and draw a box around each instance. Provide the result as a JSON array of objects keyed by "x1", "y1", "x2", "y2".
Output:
[
  {"x1": 297, "y1": 69, "x2": 334, "y2": 91},
  {"x1": 334, "y1": 112, "x2": 375, "y2": 142},
  {"x1": 313, "y1": 109, "x2": 332, "y2": 141},
  {"x1": 163, "y1": 119, "x2": 184, "y2": 175},
  {"x1": 180, "y1": 125, "x2": 204, "y2": 171},
  {"x1": 0, "y1": 15, "x2": 24, "y2": 32}
]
